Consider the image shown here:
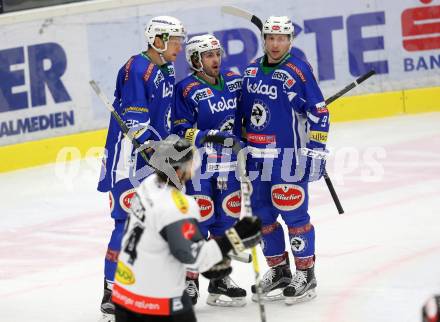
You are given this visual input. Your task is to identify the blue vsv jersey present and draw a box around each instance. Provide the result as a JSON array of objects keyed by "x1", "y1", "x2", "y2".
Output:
[
  {"x1": 236, "y1": 54, "x2": 329, "y2": 160},
  {"x1": 98, "y1": 53, "x2": 176, "y2": 192},
  {"x1": 173, "y1": 71, "x2": 241, "y2": 136}
]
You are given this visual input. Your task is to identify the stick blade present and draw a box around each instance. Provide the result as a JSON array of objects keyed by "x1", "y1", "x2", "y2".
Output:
[{"x1": 221, "y1": 6, "x2": 263, "y2": 31}]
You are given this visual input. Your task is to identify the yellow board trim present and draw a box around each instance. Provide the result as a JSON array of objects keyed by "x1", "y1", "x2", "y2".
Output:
[
  {"x1": 0, "y1": 129, "x2": 107, "y2": 173},
  {"x1": 1, "y1": 86, "x2": 439, "y2": 173}
]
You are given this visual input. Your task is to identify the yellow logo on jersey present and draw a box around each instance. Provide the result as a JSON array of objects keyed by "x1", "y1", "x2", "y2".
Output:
[
  {"x1": 172, "y1": 189, "x2": 189, "y2": 214},
  {"x1": 310, "y1": 131, "x2": 328, "y2": 143},
  {"x1": 115, "y1": 261, "x2": 136, "y2": 285}
]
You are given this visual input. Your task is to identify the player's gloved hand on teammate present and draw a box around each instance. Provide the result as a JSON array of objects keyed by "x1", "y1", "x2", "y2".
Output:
[
  {"x1": 298, "y1": 146, "x2": 329, "y2": 182},
  {"x1": 215, "y1": 217, "x2": 262, "y2": 255}
]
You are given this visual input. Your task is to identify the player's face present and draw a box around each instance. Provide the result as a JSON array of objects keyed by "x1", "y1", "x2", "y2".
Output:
[
  {"x1": 201, "y1": 49, "x2": 222, "y2": 78},
  {"x1": 163, "y1": 36, "x2": 185, "y2": 62},
  {"x1": 264, "y1": 34, "x2": 291, "y2": 63}
]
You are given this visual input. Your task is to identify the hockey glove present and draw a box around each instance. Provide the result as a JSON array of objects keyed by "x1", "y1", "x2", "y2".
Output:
[
  {"x1": 201, "y1": 256, "x2": 232, "y2": 280},
  {"x1": 299, "y1": 147, "x2": 329, "y2": 182},
  {"x1": 185, "y1": 129, "x2": 236, "y2": 149},
  {"x1": 216, "y1": 217, "x2": 262, "y2": 255}
]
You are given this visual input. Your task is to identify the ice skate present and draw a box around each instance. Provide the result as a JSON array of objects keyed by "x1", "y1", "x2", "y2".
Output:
[
  {"x1": 100, "y1": 279, "x2": 115, "y2": 322},
  {"x1": 207, "y1": 276, "x2": 247, "y2": 307},
  {"x1": 283, "y1": 266, "x2": 317, "y2": 305},
  {"x1": 185, "y1": 277, "x2": 200, "y2": 305},
  {"x1": 251, "y1": 264, "x2": 292, "y2": 302}
]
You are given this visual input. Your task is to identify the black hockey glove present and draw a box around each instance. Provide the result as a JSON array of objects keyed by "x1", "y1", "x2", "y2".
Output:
[
  {"x1": 216, "y1": 217, "x2": 262, "y2": 255},
  {"x1": 201, "y1": 256, "x2": 232, "y2": 280}
]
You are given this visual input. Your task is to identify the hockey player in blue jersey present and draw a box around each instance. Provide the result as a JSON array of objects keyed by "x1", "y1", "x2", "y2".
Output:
[
  {"x1": 97, "y1": 16, "x2": 186, "y2": 322},
  {"x1": 172, "y1": 34, "x2": 246, "y2": 307},
  {"x1": 234, "y1": 16, "x2": 330, "y2": 305}
]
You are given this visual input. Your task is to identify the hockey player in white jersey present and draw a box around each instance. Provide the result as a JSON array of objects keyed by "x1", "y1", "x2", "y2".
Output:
[
  {"x1": 234, "y1": 16, "x2": 330, "y2": 304},
  {"x1": 97, "y1": 16, "x2": 186, "y2": 322},
  {"x1": 112, "y1": 136, "x2": 262, "y2": 322},
  {"x1": 172, "y1": 34, "x2": 246, "y2": 306}
]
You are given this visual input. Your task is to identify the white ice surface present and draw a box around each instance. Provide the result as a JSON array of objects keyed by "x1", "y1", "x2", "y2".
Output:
[{"x1": 1, "y1": 113, "x2": 440, "y2": 322}]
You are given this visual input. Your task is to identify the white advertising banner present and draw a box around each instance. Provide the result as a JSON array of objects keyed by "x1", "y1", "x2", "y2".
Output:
[{"x1": 0, "y1": 0, "x2": 439, "y2": 145}]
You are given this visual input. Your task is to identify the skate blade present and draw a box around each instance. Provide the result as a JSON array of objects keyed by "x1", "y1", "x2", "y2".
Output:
[
  {"x1": 251, "y1": 289, "x2": 285, "y2": 303},
  {"x1": 206, "y1": 294, "x2": 246, "y2": 307},
  {"x1": 99, "y1": 312, "x2": 115, "y2": 322},
  {"x1": 284, "y1": 288, "x2": 317, "y2": 305}
]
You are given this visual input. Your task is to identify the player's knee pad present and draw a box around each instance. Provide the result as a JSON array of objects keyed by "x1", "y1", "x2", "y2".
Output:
[
  {"x1": 287, "y1": 223, "x2": 315, "y2": 265},
  {"x1": 260, "y1": 221, "x2": 286, "y2": 257}
]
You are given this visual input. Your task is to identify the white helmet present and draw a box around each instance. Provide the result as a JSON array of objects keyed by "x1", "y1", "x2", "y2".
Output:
[
  {"x1": 262, "y1": 16, "x2": 295, "y2": 49},
  {"x1": 185, "y1": 34, "x2": 223, "y2": 71},
  {"x1": 145, "y1": 16, "x2": 186, "y2": 53}
]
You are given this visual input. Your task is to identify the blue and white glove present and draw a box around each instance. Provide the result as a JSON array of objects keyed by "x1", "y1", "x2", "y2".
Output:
[{"x1": 299, "y1": 147, "x2": 329, "y2": 182}]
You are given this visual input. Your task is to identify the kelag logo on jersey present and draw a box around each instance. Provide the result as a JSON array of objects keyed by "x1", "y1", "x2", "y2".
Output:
[
  {"x1": 0, "y1": 42, "x2": 75, "y2": 138},
  {"x1": 250, "y1": 99, "x2": 270, "y2": 131},
  {"x1": 208, "y1": 97, "x2": 237, "y2": 114},
  {"x1": 226, "y1": 78, "x2": 242, "y2": 92},
  {"x1": 272, "y1": 70, "x2": 296, "y2": 89},
  {"x1": 247, "y1": 80, "x2": 278, "y2": 100},
  {"x1": 191, "y1": 88, "x2": 214, "y2": 103}
]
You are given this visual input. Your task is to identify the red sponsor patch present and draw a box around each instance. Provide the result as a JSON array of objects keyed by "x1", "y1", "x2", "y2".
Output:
[
  {"x1": 316, "y1": 106, "x2": 328, "y2": 114},
  {"x1": 222, "y1": 191, "x2": 241, "y2": 218},
  {"x1": 120, "y1": 189, "x2": 136, "y2": 212},
  {"x1": 183, "y1": 81, "x2": 200, "y2": 97},
  {"x1": 247, "y1": 133, "x2": 276, "y2": 144},
  {"x1": 194, "y1": 195, "x2": 214, "y2": 221},
  {"x1": 271, "y1": 184, "x2": 304, "y2": 211},
  {"x1": 286, "y1": 63, "x2": 306, "y2": 82},
  {"x1": 181, "y1": 221, "x2": 196, "y2": 240},
  {"x1": 272, "y1": 25, "x2": 281, "y2": 31}
]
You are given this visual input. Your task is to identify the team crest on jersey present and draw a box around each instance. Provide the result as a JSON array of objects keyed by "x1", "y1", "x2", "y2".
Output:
[
  {"x1": 226, "y1": 78, "x2": 242, "y2": 92},
  {"x1": 222, "y1": 191, "x2": 241, "y2": 218},
  {"x1": 290, "y1": 236, "x2": 307, "y2": 253},
  {"x1": 172, "y1": 189, "x2": 189, "y2": 214},
  {"x1": 219, "y1": 115, "x2": 235, "y2": 133},
  {"x1": 191, "y1": 88, "x2": 214, "y2": 103},
  {"x1": 120, "y1": 189, "x2": 136, "y2": 212},
  {"x1": 271, "y1": 184, "x2": 304, "y2": 211},
  {"x1": 115, "y1": 261, "x2": 136, "y2": 285},
  {"x1": 244, "y1": 67, "x2": 258, "y2": 78},
  {"x1": 272, "y1": 69, "x2": 296, "y2": 89},
  {"x1": 193, "y1": 195, "x2": 214, "y2": 221},
  {"x1": 154, "y1": 71, "x2": 164, "y2": 88},
  {"x1": 250, "y1": 99, "x2": 270, "y2": 131}
]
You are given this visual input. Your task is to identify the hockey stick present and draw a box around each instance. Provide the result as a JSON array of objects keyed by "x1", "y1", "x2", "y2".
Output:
[
  {"x1": 89, "y1": 80, "x2": 152, "y2": 165},
  {"x1": 221, "y1": 6, "x2": 263, "y2": 31},
  {"x1": 90, "y1": 80, "x2": 254, "y2": 263},
  {"x1": 201, "y1": 135, "x2": 266, "y2": 322},
  {"x1": 322, "y1": 70, "x2": 376, "y2": 214}
]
